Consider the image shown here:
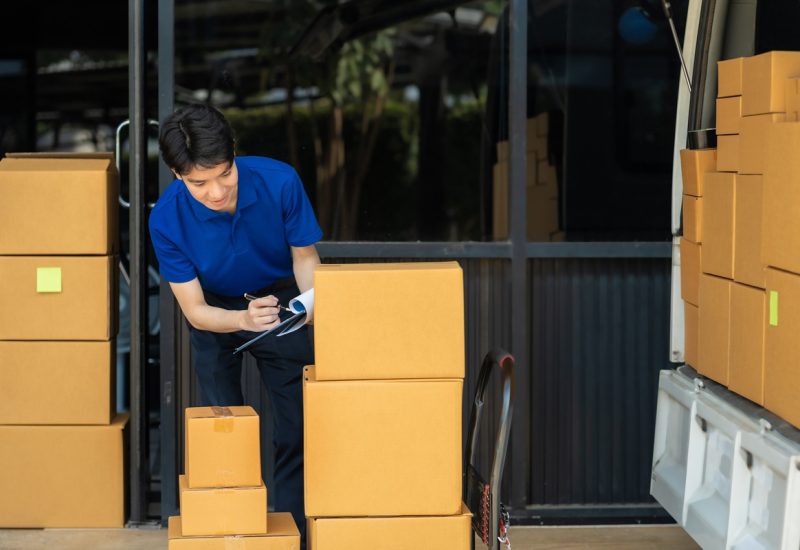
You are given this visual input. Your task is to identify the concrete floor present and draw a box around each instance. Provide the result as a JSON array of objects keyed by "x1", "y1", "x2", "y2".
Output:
[{"x1": 0, "y1": 525, "x2": 700, "y2": 549}]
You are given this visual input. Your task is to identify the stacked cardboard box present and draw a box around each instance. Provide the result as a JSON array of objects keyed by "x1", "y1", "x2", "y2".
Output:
[
  {"x1": 0, "y1": 153, "x2": 127, "y2": 528},
  {"x1": 168, "y1": 406, "x2": 301, "y2": 548},
  {"x1": 306, "y1": 262, "x2": 472, "y2": 550},
  {"x1": 493, "y1": 112, "x2": 560, "y2": 241},
  {"x1": 681, "y1": 51, "x2": 800, "y2": 429}
]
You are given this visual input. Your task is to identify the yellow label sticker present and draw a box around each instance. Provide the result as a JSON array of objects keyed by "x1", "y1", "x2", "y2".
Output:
[
  {"x1": 36, "y1": 267, "x2": 62, "y2": 293},
  {"x1": 769, "y1": 290, "x2": 779, "y2": 327}
]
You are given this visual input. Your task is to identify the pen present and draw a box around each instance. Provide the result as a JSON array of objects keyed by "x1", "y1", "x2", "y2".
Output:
[{"x1": 243, "y1": 293, "x2": 292, "y2": 312}]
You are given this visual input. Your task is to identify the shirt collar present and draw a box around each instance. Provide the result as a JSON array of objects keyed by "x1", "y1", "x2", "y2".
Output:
[{"x1": 182, "y1": 159, "x2": 258, "y2": 221}]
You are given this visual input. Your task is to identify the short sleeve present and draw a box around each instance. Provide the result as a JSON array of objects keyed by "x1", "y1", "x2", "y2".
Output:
[
  {"x1": 149, "y1": 217, "x2": 197, "y2": 283},
  {"x1": 282, "y1": 169, "x2": 324, "y2": 247}
]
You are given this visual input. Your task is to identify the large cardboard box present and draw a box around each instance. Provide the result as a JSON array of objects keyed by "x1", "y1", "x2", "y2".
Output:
[
  {"x1": 733, "y1": 175, "x2": 765, "y2": 288},
  {"x1": 729, "y1": 284, "x2": 765, "y2": 405},
  {"x1": 168, "y1": 514, "x2": 300, "y2": 550},
  {"x1": 683, "y1": 195, "x2": 702, "y2": 243},
  {"x1": 698, "y1": 274, "x2": 732, "y2": 385},
  {"x1": 0, "y1": 153, "x2": 118, "y2": 254},
  {"x1": 764, "y1": 268, "x2": 800, "y2": 428},
  {"x1": 179, "y1": 475, "x2": 266, "y2": 536},
  {"x1": 702, "y1": 172, "x2": 736, "y2": 279},
  {"x1": 717, "y1": 135, "x2": 739, "y2": 172},
  {"x1": 763, "y1": 121, "x2": 800, "y2": 275},
  {"x1": 680, "y1": 148, "x2": 716, "y2": 196},
  {"x1": 680, "y1": 239, "x2": 701, "y2": 307},
  {"x1": 185, "y1": 406, "x2": 261, "y2": 489},
  {"x1": 314, "y1": 262, "x2": 464, "y2": 381},
  {"x1": 684, "y1": 302, "x2": 699, "y2": 368},
  {"x1": 0, "y1": 255, "x2": 118, "y2": 341},
  {"x1": 0, "y1": 414, "x2": 127, "y2": 527},
  {"x1": 716, "y1": 96, "x2": 741, "y2": 135},
  {"x1": 307, "y1": 503, "x2": 472, "y2": 550},
  {"x1": 718, "y1": 57, "x2": 743, "y2": 98},
  {"x1": 739, "y1": 113, "x2": 786, "y2": 174},
  {"x1": 0, "y1": 340, "x2": 114, "y2": 424},
  {"x1": 742, "y1": 51, "x2": 800, "y2": 116},
  {"x1": 303, "y1": 366, "x2": 462, "y2": 517}
]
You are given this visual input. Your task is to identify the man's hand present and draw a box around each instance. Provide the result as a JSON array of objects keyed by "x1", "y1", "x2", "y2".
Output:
[{"x1": 241, "y1": 295, "x2": 281, "y2": 332}]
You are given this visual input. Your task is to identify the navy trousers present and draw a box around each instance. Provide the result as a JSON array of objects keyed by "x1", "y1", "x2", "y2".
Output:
[{"x1": 189, "y1": 281, "x2": 312, "y2": 547}]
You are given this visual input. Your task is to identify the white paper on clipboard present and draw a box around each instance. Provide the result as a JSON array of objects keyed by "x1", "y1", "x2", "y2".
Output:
[{"x1": 278, "y1": 288, "x2": 314, "y2": 336}]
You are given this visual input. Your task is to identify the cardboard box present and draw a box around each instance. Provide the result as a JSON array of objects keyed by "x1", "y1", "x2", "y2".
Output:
[
  {"x1": 492, "y1": 162, "x2": 508, "y2": 240},
  {"x1": 0, "y1": 414, "x2": 127, "y2": 527},
  {"x1": 718, "y1": 57, "x2": 743, "y2": 98},
  {"x1": 733, "y1": 175, "x2": 765, "y2": 288},
  {"x1": 702, "y1": 172, "x2": 736, "y2": 279},
  {"x1": 185, "y1": 406, "x2": 261, "y2": 489},
  {"x1": 682, "y1": 195, "x2": 702, "y2": 243},
  {"x1": 314, "y1": 262, "x2": 464, "y2": 381},
  {"x1": 739, "y1": 113, "x2": 786, "y2": 174},
  {"x1": 537, "y1": 159, "x2": 557, "y2": 188},
  {"x1": 303, "y1": 366, "x2": 462, "y2": 517},
  {"x1": 698, "y1": 274, "x2": 732, "y2": 385},
  {"x1": 0, "y1": 340, "x2": 114, "y2": 424},
  {"x1": 528, "y1": 188, "x2": 559, "y2": 242},
  {"x1": 716, "y1": 96, "x2": 741, "y2": 135},
  {"x1": 729, "y1": 284, "x2": 766, "y2": 405},
  {"x1": 680, "y1": 148, "x2": 716, "y2": 196},
  {"x1": 716, "y1": 134, "x2": 739, "y2": 172},
  {"x1": 0, "y1": 255, "x2": 118, "y2": 341},
  {"x1": 168, "y1": 514, "x2": 300, "y2": 550},
  {"x1": 680, "y1": 239, "x2": 701, "y2": 307},
  {"x1": 307, "y1": 503, "x2": 472, "y2": 550},
  {"x1": 763, "y1": 121, "x2": 800, "y2": 275},
  {"x1": 764, "y1": 268, "x2": 800, "y2": 428},
  {"x1": 684, "y1": 302, "x2": 699, "y2": 368},
  {"x1": 0, "y1": 153, "x2": 118, "y2": 254},
  {"x1": 786, "y1": 77, "x2": 800, "y2": 118},
  {"x1": 179, "y1": 475, "x2": 266, "y2": 536},
  {"x1": 742, "y1": 51, "x2": 800, "y2": 116}
]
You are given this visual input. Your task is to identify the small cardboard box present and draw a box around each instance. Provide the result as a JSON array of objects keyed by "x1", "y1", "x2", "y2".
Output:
[
  {"x1": 717, "y1": 134, "x2": 740, "y2": 172},
  {"x1": 303, "y1": 366, "x2": 462, "y2": 517},
  {"x1": 680, "y1": 148, "x2": 717, "y2": 196},
  {"x1": 314, "y1": 262, "x2": 464, "y2": 381},
  {"x1": 0, "y1": 153, "x2": 118, "y2": 254},
  {"x1": 702, "y1": 172, "x2": 736, "y2": 279},
  {"x1": 684, "y1": 302, "x2": 699, "y2": 368},
  {"x1": 179, "y1": 475, "x2": 267, "y2": 536},
  {"x1": 718, "y1": 57, "x2": 743, "y2": 98},
  {"x1": 0, "y1": 414, "x2": 128, "y2": 527},
  {"x1": 733, "y1": 175, "x2": 765, "y2": 288},
  {"x1": 185, "y1": 406, "x2": 261, "y2": 489},
  {"x1": 716, "y1": 96, "x2": 742, "y2": 135},
  {"x1": 729, "y1": 283, "x2": 766, "y2": 405},
  {"x1": 0, "y1": 255, "x2": 118, "y2": 341},
  {"x1": 680, "y1": 238, "x2": 701, "y2": 307},
  {"x1": 683, "y1": 195, "x2": 703, "y2": 243},
  {"x1": 764, "y1": 268, "x2": 800, "y2": 428},
  {"x1": 698, "y1": 274, "x2": 732, "y2": 385},
  {"x1": 763, "y1": 121, "x2": 800, "y2": 275},
  {"x1": 739, "y1": 113, "x2": 786, "y2": 174},
  {"x1": 307, "y1": 503, "x2": 472, "y2": 550},
  {"x1": 0, "y1": 340, "x2": 115, "y2": 424},
  {"x1": 168, "y1": 514, "x2": 300, "y2": 550},
  {"x1": 742, "y1": 51, "x2": 800, "y2": 116}
]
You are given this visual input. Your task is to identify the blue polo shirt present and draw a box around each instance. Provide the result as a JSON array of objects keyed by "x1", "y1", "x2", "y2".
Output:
[{"x1": 149, "y1": 156, "x2": 323, "y2": 297}]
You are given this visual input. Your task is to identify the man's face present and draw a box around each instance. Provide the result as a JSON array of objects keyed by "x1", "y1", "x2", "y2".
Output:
[{"x1": 177, "y1": 160, "x2": 238, "y2": 213}]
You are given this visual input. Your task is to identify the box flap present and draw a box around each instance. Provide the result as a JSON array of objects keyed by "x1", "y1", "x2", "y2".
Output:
[
  {"x1": 0, "y1": 157, "x2": 113, "y2": 172},
  {"x1": 4, "y1": 152, "x2": 114, "y2": 160}
]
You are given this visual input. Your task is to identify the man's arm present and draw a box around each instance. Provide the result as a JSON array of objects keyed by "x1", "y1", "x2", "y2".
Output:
[
  {"x1": 291, "y1": 244, "x2": 321, "y2": 294},
  {"x1": 169, "y1": 278, "x2": 280, "y2": 333}
]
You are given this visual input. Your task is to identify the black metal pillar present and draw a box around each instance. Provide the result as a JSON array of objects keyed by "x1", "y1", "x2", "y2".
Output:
[
  {"x1": 157, "y1": 0, "x2": 178, "y2": 525},
  {"x1": 508, "y1": 0, "x2": 529, "y2": 508},
  {"x1": 128, "y1": 0, "x2": 149, "y2": 525}
]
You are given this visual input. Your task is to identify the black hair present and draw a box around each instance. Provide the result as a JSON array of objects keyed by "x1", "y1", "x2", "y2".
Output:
[{"x1": 158, "y1": 103, "x2": 235, "y2": 175}]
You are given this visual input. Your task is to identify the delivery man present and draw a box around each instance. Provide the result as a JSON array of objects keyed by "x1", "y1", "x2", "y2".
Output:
[{"x1": 149, "y1": 103, "x2": 321, "y2": 545}]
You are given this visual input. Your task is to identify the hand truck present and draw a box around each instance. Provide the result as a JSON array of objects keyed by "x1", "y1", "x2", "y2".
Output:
[{"x1": 465, "y1": 349, "x2": 515, "y2": 550}]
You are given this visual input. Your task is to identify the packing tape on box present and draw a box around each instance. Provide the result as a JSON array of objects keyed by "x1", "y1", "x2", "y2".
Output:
[
  {"x1": 224, "y1": 535, "x2": 246, "y2": 550},
  {"x1": 212, "y1": 406, "x2": 234, "y2": 432}
]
